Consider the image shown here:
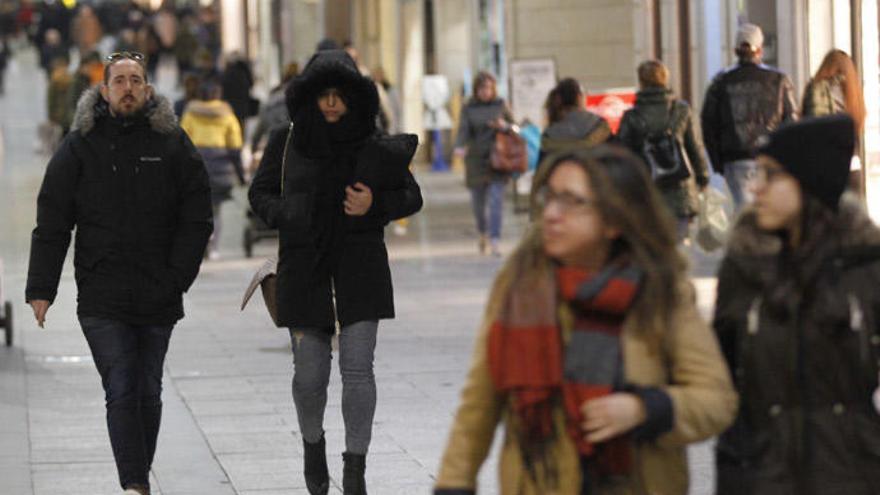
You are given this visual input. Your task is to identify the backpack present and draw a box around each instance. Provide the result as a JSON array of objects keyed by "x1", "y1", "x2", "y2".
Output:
[{"x1": 633, "y1": 101, "x2": 692, "y2": 185}]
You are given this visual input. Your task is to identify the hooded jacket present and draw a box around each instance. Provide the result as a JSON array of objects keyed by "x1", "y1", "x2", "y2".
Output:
[
  {"x1": 714, "y1": 194, "x2": 880, "y2": 495},
  {"x1": 26, "y1": 87, "x2": 213, "y2": 325},
  {"x1": 180, "y1": 99, "x2": 244, "y2": 197},
  {"x1": 538, "y1": 108, "x2": 611, "y2": 165},
  {"x1": 248, "y1": 50, "x2": 423, "y2": 330}
]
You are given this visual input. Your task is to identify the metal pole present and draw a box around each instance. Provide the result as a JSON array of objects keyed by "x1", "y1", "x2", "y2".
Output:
[
  {"x1": 852, "y1": 0, "x2": 867, "y2": 199},
  {"x1": 678, "y1": 0, "x2": 692, "y2": 103}
]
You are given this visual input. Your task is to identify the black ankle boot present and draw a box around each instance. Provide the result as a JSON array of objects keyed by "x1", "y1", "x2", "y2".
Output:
[
  {"x1": 303, "y1": 435, "x2": 329, "y2": 495},
  {"x1": 342, "y1": 452, "x2": 367, "y2": 495}
]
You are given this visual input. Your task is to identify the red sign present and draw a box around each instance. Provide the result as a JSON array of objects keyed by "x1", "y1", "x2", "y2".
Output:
[{"x1": 585, "y1": 89, "x2": 637, "y2": 134}]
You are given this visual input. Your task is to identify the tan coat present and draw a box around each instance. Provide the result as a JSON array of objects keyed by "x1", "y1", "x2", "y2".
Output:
[{"x1": 435, "y1": 277, "x2": 737, "y2": 495}]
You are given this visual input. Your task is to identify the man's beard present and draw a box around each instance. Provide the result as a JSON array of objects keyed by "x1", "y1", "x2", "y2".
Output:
[{"x1": 112, "y1": 96, "x2": 144, "y2": 117}]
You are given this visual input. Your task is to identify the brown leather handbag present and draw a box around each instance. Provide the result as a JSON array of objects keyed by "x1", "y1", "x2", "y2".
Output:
[{"x1": 490, "y1": 126, "x2": 528, "y2": 173}]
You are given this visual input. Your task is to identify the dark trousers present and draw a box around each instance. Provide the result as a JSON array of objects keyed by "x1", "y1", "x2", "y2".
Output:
[{"x1": 79, "y1": 316, "x2": 174, "y2": 491}]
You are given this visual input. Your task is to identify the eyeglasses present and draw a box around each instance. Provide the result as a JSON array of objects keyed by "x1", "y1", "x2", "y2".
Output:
[
  {"x1": 536, "y1": 187, "x2": 596, "y2": 213},
  {"x1": 105, "y1": 51, "x2": 146, "y2": 64}
]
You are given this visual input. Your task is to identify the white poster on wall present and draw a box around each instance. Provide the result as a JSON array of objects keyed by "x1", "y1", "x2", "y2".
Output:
[{"x1": 509, "y1": 58, "x2": 557, "y2": 128}]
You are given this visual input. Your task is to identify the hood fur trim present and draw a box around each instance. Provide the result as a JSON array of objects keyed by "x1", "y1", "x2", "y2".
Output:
[
  {"x1": 727, "y1": 192, "x2": 880, "y2": 257},
  {"x1": 72, "y1": 86, "x2": 178, "y2": 135}
]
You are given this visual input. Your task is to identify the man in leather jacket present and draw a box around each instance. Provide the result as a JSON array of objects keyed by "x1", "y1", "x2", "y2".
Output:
[
  {"x1": 25, "y1": 52, "x2": 212, "y2": 495},
  {"x1": 700, "y1": 23, "x2": 797, "y2": 210}
]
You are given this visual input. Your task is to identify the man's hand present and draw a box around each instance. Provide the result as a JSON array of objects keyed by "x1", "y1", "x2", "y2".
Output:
[
  {"x1": 29, "y1": 300, "x2": 50, "y2": 328},
  {"x1": 453, "y1": 147, "x2": 466, "y2": 159},
  {"x1": 581, "y1": 393, "x2": 646, "y2": 444},
  {"x1": 344, "y1": 182, "x2": 373, "y2": 216}
]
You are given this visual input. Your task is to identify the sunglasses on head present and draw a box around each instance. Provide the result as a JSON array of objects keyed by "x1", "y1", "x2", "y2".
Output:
[{"x1": 105, "y1": 51, "x2": 146, "y2": 63}]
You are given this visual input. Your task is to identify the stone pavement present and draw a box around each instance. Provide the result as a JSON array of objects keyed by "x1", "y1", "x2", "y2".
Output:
[{"x1": 0, "y1": 47, "x2": 723, "y2": 494}]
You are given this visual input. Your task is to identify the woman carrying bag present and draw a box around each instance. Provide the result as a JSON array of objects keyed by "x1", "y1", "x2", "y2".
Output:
[
  {"x1": 453, "y1": 71, "x2": 513, "y2": 256},
  {"x1": 714, "y1": 115, "x2": 880, "y2": 495},
  {"x1": 434, "y1": 146, "x2": 736, "y2": 495},
  {"x1": 248, "y1": 49, "x2": 423, "y2": 495},
  {"x1": 618, "y1": 60, "x2": 710, "y2": 242}
]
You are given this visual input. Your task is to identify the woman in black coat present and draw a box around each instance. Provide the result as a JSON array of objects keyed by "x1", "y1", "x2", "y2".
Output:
[
  {"x1": 713, "y1": 115, "x2": 880, "y2": 495},
  {"x1": 248, "y1": 50, "x2": 422, "y2": 495}
]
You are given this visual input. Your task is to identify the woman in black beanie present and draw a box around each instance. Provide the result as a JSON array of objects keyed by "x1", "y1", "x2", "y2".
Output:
[
  {"x1": 713, "y1": 114, "x2": 880, "y2": 495},
  {"x1": 248, "y1": 49, "x2": 423, "y2": 495}
]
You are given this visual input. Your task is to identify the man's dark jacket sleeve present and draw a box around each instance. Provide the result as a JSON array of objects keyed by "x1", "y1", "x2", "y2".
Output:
[
  {"x1": 700, "y1": 78, "x2": 723, "y2": 174},
  {"x1": 168, "y1": 132, "x2": 213, "y2": 293},
  {"x1": 26, "y1": 137, "x2": 78, "y2": 303}
]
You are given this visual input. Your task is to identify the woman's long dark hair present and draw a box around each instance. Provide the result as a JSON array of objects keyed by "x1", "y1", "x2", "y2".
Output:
[
  {"x1": 544, "y1": 77, "x2": 583, "y2": 125},
  {"x1": 494, "y1": 145, "x2": 688, "y2": 338}
]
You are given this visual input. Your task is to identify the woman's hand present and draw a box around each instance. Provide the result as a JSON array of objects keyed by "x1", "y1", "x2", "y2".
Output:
[
  {"x1": 344, "y1": 182, "x2": 373, "y2": 216},
  {"x1": 453, "y1": 147, "x2": 466, "y2": 159},
  {"x1": 581, "y1": 393, "x2": 646, "y2": 443}
]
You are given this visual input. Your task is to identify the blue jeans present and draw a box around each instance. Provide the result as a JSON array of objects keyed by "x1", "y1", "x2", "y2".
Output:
[
  {"x1": 289, "y1": 320, "x2": 378, "y2": 454},
  {"x1": 469, "y1": 180, "x2": 505, "y2": 240},
  {"x1": 79, "y1": 317, "x2": 174, "y2": 491},
  {"x1": 723, "y1": 159, "x2": 756, "y2": 211}
]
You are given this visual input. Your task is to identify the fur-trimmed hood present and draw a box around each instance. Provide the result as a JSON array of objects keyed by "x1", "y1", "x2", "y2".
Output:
[
  {"x1": 285, "y1": 49, "x2": 379, "y2": 125},
  {"x1": 71, "y1": 86, "x2": 178, "y2": 136},
  {"x1": 727, "y1": 192, "x2": 880, "y2": 258}
]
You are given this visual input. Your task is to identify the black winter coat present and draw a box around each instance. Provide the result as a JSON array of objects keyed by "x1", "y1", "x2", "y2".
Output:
[
  {"x1": 700, "y1": 61, "x2": 798, "y2": 172},
  {"x1": 26, "y1": 87, "x2": 213, "y2": 325},
  {"x1": 618, "y1": 88, "x2": 709, "y2": 218},
  {"x1": 248, "y1": 50, "x2": 423, "y2": 331},
  {"x1": 713, "y1": 196, "x2": 880, "y2": 495}
]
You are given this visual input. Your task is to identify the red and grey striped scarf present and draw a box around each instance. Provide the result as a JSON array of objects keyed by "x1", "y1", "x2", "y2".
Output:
[{"x1": 488, "y1": 262, "x2": 643, "y2": 479}]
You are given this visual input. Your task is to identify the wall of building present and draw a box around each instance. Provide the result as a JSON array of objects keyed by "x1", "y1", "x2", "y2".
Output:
[{"x1": 505, "y1": 0, "x2": 641, "y2": 93}]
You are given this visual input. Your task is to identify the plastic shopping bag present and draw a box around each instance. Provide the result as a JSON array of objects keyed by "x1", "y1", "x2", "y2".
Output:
[{"x1": 695, "y1": 188, "x2": 730, "y2": 252}]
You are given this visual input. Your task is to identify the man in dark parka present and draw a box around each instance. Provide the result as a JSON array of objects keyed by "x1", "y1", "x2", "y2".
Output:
[
  {"x1": 248, "y1": 50, "x2": 422, "y2": 495},
  {"x1": 25, "y1": 55, "x2": 213, "y2": 495}
]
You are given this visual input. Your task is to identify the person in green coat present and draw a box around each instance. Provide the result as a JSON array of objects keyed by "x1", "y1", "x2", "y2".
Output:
[{"x1": 618, "y1": 60, "x2": 710, "y2": 241}]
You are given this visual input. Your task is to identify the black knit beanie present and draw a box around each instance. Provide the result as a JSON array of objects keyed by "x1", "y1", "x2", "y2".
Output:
[{"x1": 757, "y1": 114, "x2": 855, "y2": 210}]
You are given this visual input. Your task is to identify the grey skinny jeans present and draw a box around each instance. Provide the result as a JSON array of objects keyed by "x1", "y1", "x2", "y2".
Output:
[{"x1": 289, "y1": 320, "x2": 378, "y2": 455}]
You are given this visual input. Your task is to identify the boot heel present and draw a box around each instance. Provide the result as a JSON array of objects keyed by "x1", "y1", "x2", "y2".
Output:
[
  {"x1": 303, "y1": 435, "x2": 329, "y2": 495},
  {"x1": 342, "y1": 452, "x2": 367, "y2": 495}
]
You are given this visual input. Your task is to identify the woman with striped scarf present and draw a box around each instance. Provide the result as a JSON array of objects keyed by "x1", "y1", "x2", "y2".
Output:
[{"x1": 434, "y1": 146, "x2": 737, "y2": 494}]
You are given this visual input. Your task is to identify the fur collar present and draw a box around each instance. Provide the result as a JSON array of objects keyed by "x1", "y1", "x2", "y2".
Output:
[
  {"x1": 727, "y1": 192, "x2": 880, "y2": 258},
  {"x1": 72, "y1": 86, "x2": 177, "y2": 135}
]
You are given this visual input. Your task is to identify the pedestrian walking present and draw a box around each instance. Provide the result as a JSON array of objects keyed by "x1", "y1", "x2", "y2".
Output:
[
  {"x1": 713, "y1": 114, "x2": 880, "y2": 495},
  {"x1": 802, "y1": 49, "x2": 866, "y2": 191},
  {"x1": 453, "y1": 71, "x2": 514, "y2": 256},
  {"x1": 618, "y1": 60, "x2": 710, "y2": 241},
  {"x1": 70, "y1": 4, "x2": 103, "y2": 57},
  {"x1": 538, "y1": 77, "x2": 611, "y2": 165},
  {"x1": 220, "y1": 52, "x2": 256, "y2": 132},
  {"x1": 180, "y1": 79, "x2": 245, "y2": 260},
  {"x1": 802, "y1": 49, "x2": 866, "y2": 129},
  {"x1": 248, "y1": 49, "x2": 423, "y2": 495},
  {"x1": 25, "y1": 52, "x2": 213, "y2": 495},
  {"x1": 434, "y1": 146, "x2": 737, "y2": 495},
  {"x1": 0, "y1": 36, "x2": 9, "y2": 96},
  {"x1": 250, "y1": 62, "x2": 299, "y2": 152},
  {"x1": 700, "y1": 23, "x2": 797, "y2": 210}
]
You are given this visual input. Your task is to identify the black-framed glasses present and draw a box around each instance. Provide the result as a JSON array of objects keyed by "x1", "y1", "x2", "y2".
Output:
[
  {"x1": 535, "y1": 186, "x2": 596, "y2": 213},
  {"x1": 106, "y1": 51, "x2": 146, "y2": 64}
]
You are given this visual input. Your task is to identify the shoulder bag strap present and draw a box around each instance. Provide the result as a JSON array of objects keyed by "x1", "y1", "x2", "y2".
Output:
[{"x1": 280, "y1": 123, "x2": 293, "y2": 198}]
